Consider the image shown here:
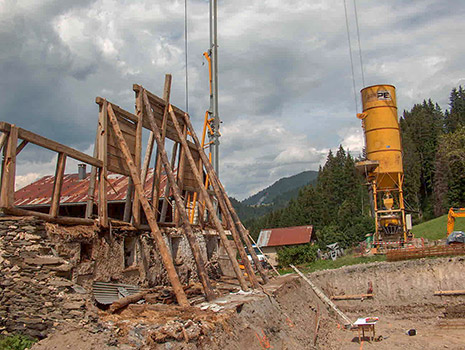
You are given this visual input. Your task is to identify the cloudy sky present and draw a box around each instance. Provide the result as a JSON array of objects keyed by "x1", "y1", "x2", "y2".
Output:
[{"x1": 2, "y1": 0, "x2": 464, "y2": 199}]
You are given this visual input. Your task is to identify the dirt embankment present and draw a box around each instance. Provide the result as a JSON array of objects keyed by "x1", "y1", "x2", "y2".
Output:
[{"x1": 33, "y1": 257, "x2": 465, "y2": 350}]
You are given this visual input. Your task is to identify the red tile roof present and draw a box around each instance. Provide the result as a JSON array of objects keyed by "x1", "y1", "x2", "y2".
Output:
[
  {"x1": 14, "y1": 169, "x2": 169, "y2": 207},
  {"x1": 257, "y1": 225, "x2": 313, "y2": 247}
]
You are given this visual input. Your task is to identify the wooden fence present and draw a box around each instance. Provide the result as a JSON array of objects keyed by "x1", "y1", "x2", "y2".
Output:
[{"x1": 386, "y1": 244, "x2": 465, "y2": 262}]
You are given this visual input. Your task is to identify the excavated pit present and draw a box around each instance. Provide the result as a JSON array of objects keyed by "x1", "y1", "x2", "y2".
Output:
[{"x1": 29, "y1": 256, "x2": 465, "y2": 349}]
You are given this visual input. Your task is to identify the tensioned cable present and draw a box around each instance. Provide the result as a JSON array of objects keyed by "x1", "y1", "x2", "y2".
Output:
[
  {"x1": 343, "y1": 0, "x2": 359, "y2": 113},
  {"x1": 184, "y1": 0, "x2": 189, "y2": 113},
  {"x1": 353, "y1": 0, "x2": 365, "y2": 87}
]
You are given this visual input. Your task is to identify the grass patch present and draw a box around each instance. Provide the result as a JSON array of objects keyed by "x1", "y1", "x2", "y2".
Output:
[
  {"x1": 0, "y1": 334, "x2": 37, "y2": 350},
  {"x1": 278, "y1": 254, "x2": 386, "y2": 275},
  {"x1": 412, "y1": 214, "x2": 465, "y2": 241}
]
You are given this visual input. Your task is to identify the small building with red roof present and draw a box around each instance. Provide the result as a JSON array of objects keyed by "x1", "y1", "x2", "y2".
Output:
[{"x1": 256, "y1": 225, "x2": 314, "y2": 266}]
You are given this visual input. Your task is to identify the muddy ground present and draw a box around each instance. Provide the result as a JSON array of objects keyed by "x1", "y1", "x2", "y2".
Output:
[{"x1": 31, "y1": 257, "x2": 465, "y2": 349}]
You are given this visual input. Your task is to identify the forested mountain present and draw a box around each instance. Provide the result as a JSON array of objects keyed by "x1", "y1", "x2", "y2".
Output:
[
  {"x1": 242, "y1": 171, "x2": 318, "y2": 206},
  {"x1": 230, "y1": 170, "x2": 318, "y2": 221},
  {"x1": 244, "y1": 86, "x2": 465, "y2": 254}
]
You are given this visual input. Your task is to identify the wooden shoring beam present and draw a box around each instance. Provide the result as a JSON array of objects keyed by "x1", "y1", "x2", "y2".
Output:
[
  {"x1": 0, "y1": 132, "x2": 8, "y2": 152},
  {"x1": 123, "y1": 177, "x2": 134, "y2": 222},
  {"x1": 15, "y1": 140, "x2": 28, "y2": 156},
  {"x1": 151, "y1": 75, "x2": 172, "y2": 220},
  {"x1": 202, "y1": 159, "x2": 268, "y2": 283},
  {"x1": 164, "y1": 104, "x2": 251, "y2": 290},
  {"x1": 0, "y1": 125, "x2": 18, "y2": 208},
  {"x1": 160, "y1": 142, "x2": 178, "y2": 222},
  {"x1": 49, "y1": 152, "x2": 67, "y2": 218},
  {"x1": 174, "y1": 108, "x2": 259, "y2": 289},
  {"x1": 97, "y1": 101, "x2": 108, "y2": 227},
  {"x1": 132, "y1": 90, "x2": 143, "y2": 227},
  {"x1": 141, "y1": 89, "x2": 216, "y2": 300},
  {"x1": 175, "y1": 123, "x2": 188, "y2": 225},
  {"x1": 106, "y1": 102, "x2": 189, "y2": 306}
]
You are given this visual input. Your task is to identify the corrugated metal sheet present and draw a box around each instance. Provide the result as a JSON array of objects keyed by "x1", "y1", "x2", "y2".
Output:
[
  {"x1": 257, "y1": 225, "x2": 313, "y2": 247},
  {"x1": 14, "y1": 168, "x2": 171, "y2": 207},
  {"x1": 92, "y1": 281, "x2": 140, "y2": 305}
]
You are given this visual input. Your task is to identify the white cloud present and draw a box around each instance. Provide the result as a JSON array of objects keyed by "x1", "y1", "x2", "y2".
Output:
[{"x1": 2, "y1": 0, "x2": 465, "y2": 199}]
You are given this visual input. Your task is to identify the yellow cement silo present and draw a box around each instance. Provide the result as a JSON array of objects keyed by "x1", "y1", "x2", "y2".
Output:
[{"x1": 356, "y1": 84, "x2": 407, "y2": 244}]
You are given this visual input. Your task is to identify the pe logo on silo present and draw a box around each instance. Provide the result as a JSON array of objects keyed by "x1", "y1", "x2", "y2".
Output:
[{"x1": 377, "y1": 91, "x2": 391, "y2": 100}]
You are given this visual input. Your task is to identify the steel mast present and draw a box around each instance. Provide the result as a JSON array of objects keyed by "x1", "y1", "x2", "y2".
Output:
[{"x1": 209, "y1": 0, "x2": 220, "y2": 176}]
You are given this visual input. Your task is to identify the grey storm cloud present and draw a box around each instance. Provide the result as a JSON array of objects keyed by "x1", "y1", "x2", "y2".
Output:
[{"x1": 1, "y1": 0, "x2": 465, "y2": 198}]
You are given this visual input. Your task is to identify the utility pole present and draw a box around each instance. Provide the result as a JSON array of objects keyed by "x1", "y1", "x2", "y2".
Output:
[{"x1": 209, "y1": 0, "x2": 220, "y2": 176}]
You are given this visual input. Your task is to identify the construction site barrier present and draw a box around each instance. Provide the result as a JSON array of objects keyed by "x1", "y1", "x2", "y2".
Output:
[{"x1": 386, "y1": 244, "x2": 465, "y2": 262}]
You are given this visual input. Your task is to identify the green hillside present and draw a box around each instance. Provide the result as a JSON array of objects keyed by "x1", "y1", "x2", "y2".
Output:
[{"x1": 412, "y1": 214, "x2": 465, "y2": 241}]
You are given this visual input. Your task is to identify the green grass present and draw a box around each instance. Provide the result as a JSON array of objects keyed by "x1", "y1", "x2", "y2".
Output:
[
  {"x1": 411, "y1": 214, "x2": 465, "y2": 241},
  {"x1": 278, "y1": 254, "x2": 386, "y2": 275},
  {"x1": 0, "y1": 334, "x2": 36, "y2": 350}
]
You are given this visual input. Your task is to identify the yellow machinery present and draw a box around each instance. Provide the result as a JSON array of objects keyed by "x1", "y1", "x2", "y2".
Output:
[
  {"x1": 356, "y1": 85, "x2": 407, "y2": 243},
  {"x1": 447, "y1": 208, "x2": 465, "y2": 236}
]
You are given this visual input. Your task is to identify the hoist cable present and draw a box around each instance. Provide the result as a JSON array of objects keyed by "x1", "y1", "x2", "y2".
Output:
[
  {"x1": 353, "y1": 0, "x2": 365, "y2": 87},
  {"x1": 343, "y1": 0, "x2": 359, "y2": 113}
]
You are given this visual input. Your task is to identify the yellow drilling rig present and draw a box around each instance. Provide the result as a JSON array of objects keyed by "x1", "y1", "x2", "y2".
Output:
[{"x1": 355, "y1": 85, "x2": 409, "y2": 246}]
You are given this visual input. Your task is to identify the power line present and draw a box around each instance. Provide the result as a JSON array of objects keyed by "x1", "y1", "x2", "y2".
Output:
[
  {"x1": 343, "y1": 0, "x2": 359, "y2": 113},
  {"x1": 353, "y1": 0, "x2": 365, "y2": 87},
  {"x1": 184, "y1": 0, "x2": 189, "y2": 112}
]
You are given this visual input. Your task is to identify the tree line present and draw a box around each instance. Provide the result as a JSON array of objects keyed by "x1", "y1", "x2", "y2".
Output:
[{"x1": 244, "y1": 86, "x2": 465, "y2": 253}]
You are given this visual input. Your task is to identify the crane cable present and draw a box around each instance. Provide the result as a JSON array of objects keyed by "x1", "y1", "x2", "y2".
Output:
[
  {"x1": 343, "y1": 0, "x2": 359, "y2": 113},
  {"x1": 184, "y1": 0, "x2": 189, "y2": 113},
  {"x1": 353, "y1": 0, "x2": 365, "y2": 87}
]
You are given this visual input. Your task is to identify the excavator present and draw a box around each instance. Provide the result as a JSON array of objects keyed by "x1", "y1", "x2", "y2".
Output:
[{"x1": 446, "y1": 208, "x2": 465, "y2": 244}]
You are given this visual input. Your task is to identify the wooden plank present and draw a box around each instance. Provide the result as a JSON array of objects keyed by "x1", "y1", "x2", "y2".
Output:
[
  {"x1": 106, "y1": 102, "x2": 189, "y2": 307},
  {"x1": 49, "y1": 152, "x2": 67, "y2": 218},
  {"x1": 291, "y1": 264, "x2": 354, "y2": 327},
  {"x1": 15, "y1": 140, "x2": 28, "y2": 155},
  {"x1": 434, "y1": 290, "x2": 465, "y2": 296},
  {"x1": 107, "y1": 127, "x2": 136, "y2": 153},
  {"x1": 0, "y1": 123, "x2": 101, "y2": 168},
  {"x1": 0, "y1": 126, "x2": 18, "y2": 208},
  {"x1": 96, "y1": 97, "x2": 138, "y2": 124},
  {"x1": 166, "y1": 105, "x2": 251, "y2": 290},
  {"x1": 4, "y1": 207, "x2": 95, "y2": 225},
  {"x1": 331, "y1": 294, "x2": 373, "y2": 300},
  {"x1": 160, "y1": 142, "x2": 178, "y2": 222},
  {"x1": 107, "y1": 155, "x2": 130, "y2": 176},
  {"x1": 141, "y1": 89, "x2": 216, "y2": 301},
  {"x1": 98, "y1": 102, "x2": 108, "y2": 227}
]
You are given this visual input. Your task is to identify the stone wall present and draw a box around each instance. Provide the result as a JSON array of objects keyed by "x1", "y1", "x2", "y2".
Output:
[{"x1": 0, "y1": 216, "x2": 222, "y2": 338}]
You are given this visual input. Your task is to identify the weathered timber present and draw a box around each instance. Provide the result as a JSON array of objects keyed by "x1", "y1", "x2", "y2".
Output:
[
  {"x1": 107, "y1": 103, "x2": 189, "y2": 306},
  {"x1": 151, "y1": 75, "x2": 172, "y2": 220},
  {"x1": 0, "y1": 126, "x2": 17, "y2": 208},
  {"x1": 179, "y1": 111, "x2": 261, "y2": 287},
  {"x1": 166, "y1": 105, "x2": 250, "y2": 290},
  {"x1": 141, "y1": 89, "x2": 216, "y2": 301},
  {"x1": 97, "y1": 101, "x2": 108, "y2": 227},
  {"x1": 330, "y1": 294, "x2": 374, "y2": 300},
  {"x1": 291, "y1": 264, "x2": 354, "y2": 326},
  {"x1": 0, "y1": 132, "x2": 7, "y2": 152},
  {"x1": 132, "y1": 89, "x2": 144, "y2": 228},
  {"x1": 85, "y1": 130, "x2": 100, "y2": 219},
  {"x1": 123, "y1": 177, "x2": 134, "y2": 222},
  {"x1": 49, "y1": 152, "x2": 67, "y2": 218},
  {"x1": 434, "y1": 290, "x2": 465, "y2": 296},
  {"x1": 109, "y1": 291, "x2": 148, "y2": 313},
  {"x1": 207, "y1": 167, "x2": 268, "y2": 283},
  {"x1": 160, "y1": 142, "x2": 178, "y2": 222},
  {"x1": 15, "y1": 140, "x2": 28, "y2": 155},
  {"x1": 0, "y1": 122, "x2": 101, "y2": 167},
  {"x1": 4, "y1": 207, "x2": 95, "y2": 225}
]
